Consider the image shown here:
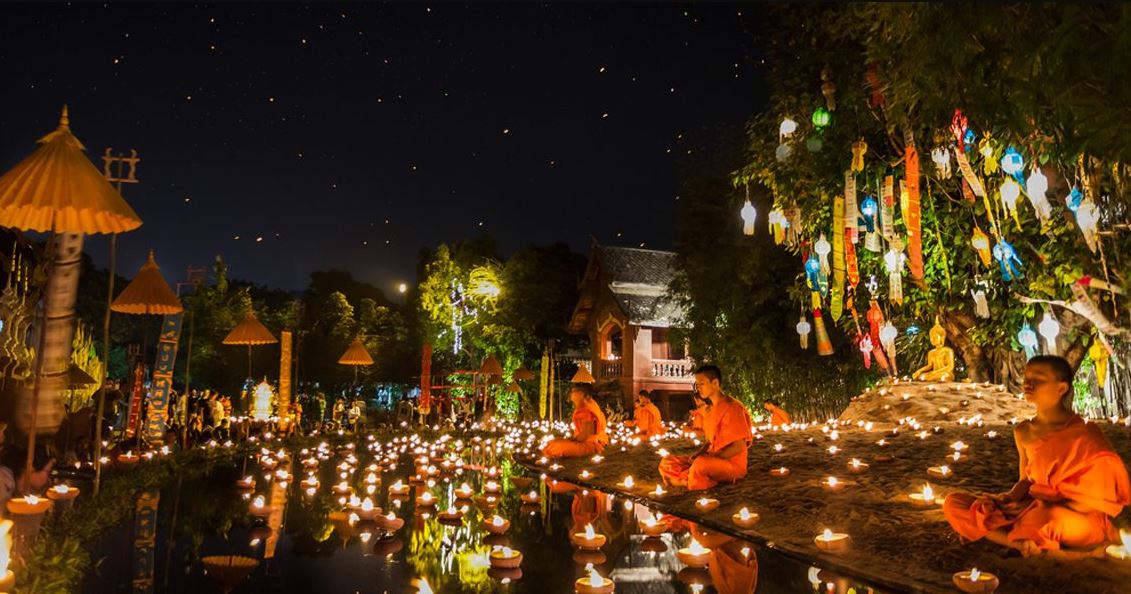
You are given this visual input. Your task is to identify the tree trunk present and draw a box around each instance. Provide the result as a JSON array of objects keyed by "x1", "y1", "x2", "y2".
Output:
[{"x1": 942, "y1": 310, "x2": 991, "y2": 382}]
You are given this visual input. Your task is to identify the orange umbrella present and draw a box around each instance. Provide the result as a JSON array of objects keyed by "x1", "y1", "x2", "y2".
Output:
[
  {"x1": 337, "y1": 337, "x2": 374, "y2": 386},
  {"x1": 513, "y1": 366, "x2": 535, "y2": 381},
  {"x1": 0, "y1": 106, "x2": 141, "y2": 234},
  {"x1": 0, "y1": 107, "x2": 142, "y2": 479},
  {"x1": 571, "y1": 365, "x2": 595, "y2": 384},
  {"x1": 223, "y1": 311, "x2": 277, "y2": 379},
  {"x1": 111, "y1": 250, "x2": 183, "y2": 315}
]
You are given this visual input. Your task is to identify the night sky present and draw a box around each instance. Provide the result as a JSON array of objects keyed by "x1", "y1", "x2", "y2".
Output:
[{"x1": 0, "y1": 2, "x2": 766, "y2": 292}]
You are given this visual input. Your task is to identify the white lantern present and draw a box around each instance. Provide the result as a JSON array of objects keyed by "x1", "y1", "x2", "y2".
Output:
[
  {"x1": 931, "y1": 147, "x2": 952, "y2": 179},
  {"x1": 796, "y1": 316, "x2": 812, "y2": 350},
  {"x1": 814, "y1": 234, "x2": 831, "y2": 274},
  {"x1": 1038, "y1": 311, "x2": 1060, "y2": 355},
  {"x1": 1025, "y1": 168, "x2": 1052, "y2": 225},
  {"x1": 740, "y1": 200, "x2": 757, "y2": 236},
  {"x1": 779, "y1": 118, "x2": 798, "y2": 139}
]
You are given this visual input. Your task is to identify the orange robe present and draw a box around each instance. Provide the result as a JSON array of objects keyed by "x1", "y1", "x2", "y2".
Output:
[
  {"x1": 767, "y1": 404, "x2": 791, "y2": 427},
  {"x1": 542, "y1": 399, "x2": 608, "y2": 458},
  {"x1": 943, "y1": 416, "x2": 1131, "y2": 551},
  {"x1": 659, "y1": 397, "x2": 752, "y2": 490},
  {"x1": 634, "y1": 402, "x2": 664, "y2": 439}
]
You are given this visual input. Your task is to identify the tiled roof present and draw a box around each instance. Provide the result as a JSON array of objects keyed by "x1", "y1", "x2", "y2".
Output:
[{"x1": 596, "y1": 246, "x2": 678, "y2": 287}]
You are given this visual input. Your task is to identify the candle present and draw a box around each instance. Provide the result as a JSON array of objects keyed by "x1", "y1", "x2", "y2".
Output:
[
  {"x1": 571, "y1": 523, "x2": 607, "y2": 550},
  {"x1": 617, "y1": 476, "x2": 636, "y2": 489},
  {"x1": 454, "y1": 483, "x2": 474, "y2": 499},
  {"x1": 908, "y1": 483, "x2": 936, "y2": 506},
  {"x1": 579, "y1": 469, "x2": 593, "y2": 480},
  {"x1": 389, "y1": 480, "x2": 409, "y2": 496},
  {"x1": 47, "y1": 484, "x2": 79, "y2": 501},
  {"x1": 952, "y1": 568, "x2": 999, "y2": 593},
  {"x1": 1104, "y1": 530, "x2": 1131, "y2": 561},
  {"x1": 358, "y1": 498, "x2": 380, "y2": 520},
  {"x1": 927, "y1": 465, "x2": 952, "y2": 479},
  {"x1": 249, "y1": 495, "x2": 272, "y2": 516},
  {"x1": 415, "y1": 492, "x2": 436, "y2": 507},
  {"x1": 651, "y1": 484, "x2": 666, "y2": 497},
  {"x1": 438, "y1": 506, "x2": 464, "y2": 522},
  {"x1": 0, "y1": 519, "x2": 12, "y2": 590},
  {"x1": 731, "y1": 507, "x2": 760, "y2": 528},
  {"x1": 822, "y1": 476, "x2": 845, "y2": 491},
  {"x1": 813, "y1": 529, "x2": 849, "y2": 552},
  {"x1": 676, "y1": 538, "x2": 711, "y2": 568},
  {"x1": 485, "y1": 480, "x2": 502, "y2": 494},
  {"x1": 638, "y1": 514, "x2": 667, "y2": 536},
  {"x1": 846, "y1": 459, "x2": 869, "y2": 473},
  {"x1": 489, "y1": 546, "x2": 523, "y2": 569},
  {"x1": 236, "y1": 476, "x2": 256, "y2": 490},
  {"x1": 381, "y1": 511, "x2": 405, "y2": 532},
  {"x1": 485, "y1": 515, "x2": 511, "y2": 535},
  {"x1": 875, "y1": 438, "x2": 889, "y2": 448},
  {"x1": 770, "y1": 467, "x2": 790, "y2": 477},
  {"x1": 520, "y1": 490, "x2": 540, "y2": 504},
  {"x1": 575, "y1": 564, "x2": 614, "y2": 594},
  {"x1": 695, "y1": 497, "x2": 719, "y2": 512}
]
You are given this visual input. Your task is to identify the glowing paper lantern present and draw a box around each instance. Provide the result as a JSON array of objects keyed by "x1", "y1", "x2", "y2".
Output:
[
  {"x1": 1017, "y1": 324, "x2": 1038, "y2": 359},
  {"x1": 931, "y1": 147, "x2": 952, "y2": 179},
  {"x1": 970, "y1": 227, "x2": 992, "y2": 267},
  {"x1": 860, "y1": 196, "x2": 880, "y2": 252},
  {"x1": 740, "y1": 200, "x2": 757, "y2": 236},
  {"x1": 879, "y1": 321, "x2": 898, "y2": 374},
  {"x1": 779, "y1": 118, "x2": 798, "y2": 139},
  {"x1": 851, "y1": 139, "x2": 867, "y2": 172},
  {"x1": 1038, "y1": 311, "x2": 1060, "y2": 355},
  {"x1": 1001, "y1": 146, "x2": 1024, "y2": 177},
  {"x1": 796, "y1": 316, "x2": 811, "y2": 350},
  {"x1": 767, "y1": 208, "x2": 786, "y2": 244},
  {"x1": 999, "y1": 179, "x2": 1022, "y2": 230},
  {"x1": 884, "y1": 240, "x2": 905, "y2": 305},
  {"x1": 1075, "y1": 198, "x2": 1100, "y2": 252},
  {"x1": 1025, "y1": 168, "x2": 1052, "y2": 225},
  {"x1": 971, "y1": 277, "x2": 990, "y2": 319},
  {"x1": 815, "y1": 234, "x2": 831, "y2": 275},
  {"x1": 811, "y1": 107, "x2": 831, "y2": 129},
  {"x1": 992, "y1": 240, "x2": 1022, "y2": 282}
]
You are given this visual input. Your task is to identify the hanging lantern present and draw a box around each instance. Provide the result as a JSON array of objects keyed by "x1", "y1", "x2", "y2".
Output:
[
  {"x1": 999, "y1": 179, "x2": 1022, "y2": 231},
  {"x1": 1038, "y1": 311, "x2": 1060, "y2": 355},
  {"x1": 860, "y1": 195, "x2": 880, "y2": 252},
  {"x1": 1001, "y1": 146, "x2": 1024, "y2": 178},
  {"x1": 865, "y1": 299, "x2": 891, "y2": 373},
  {"x1": 879, "y1": 321, "x2": 899, "y2": 375},
  {"x1": 1017, "y1": 323, "x2": 1039, "y2": 359},
  {"x1": 883, "y1": 238, "x2": 905, "y2": 305},
  {"x1": 740, "y1": 200, "x2": 757, "y2": 236},
  {"x1": 775, "y1": 143, "x2": 792, "y2": 162},
  {"x1": 806, "y1": 136, "x2": 824, "y2": 153},
  {"x1": 1025, "y1": 168, "x2": 1052, "y2": 226},
  {"x1": 815, "y1": 234, "x2": 832, "y2": 275},
  {"x1": 931, "y1": 147, "x2": 952, "y2": 179},
  {"x1": 970, "y1": 227, "x2": 993, "y2": 267},
  {"x1": 992, "y1": 240, "x2": 1023, "y2": 282},
  {"x1": 805, "y1": 253, "x2": 827, "y2": 300},
  {"x1": 1066, "y1": 186, "x2": 1084, "y2": 212},
  {"x1": 858, "y1": 334, "x2": 873, "y2": 369},
  {"x1": 978, "y1": 137, "x2": 998, "y2": 175},
  {"x1": 821, "y1": 68, "x2": 837, "y2": 111},
  {"x1": 813, "y1": 309, "x2": 834, "y2": 356},
  {"x1": 851, "y1": 139, "x2": 867, "y2": 173},
  {"x1": 971, "y1": 276, "x2": 990, "y2": 319},
  {"x1": 1090, "y1": 338, "x2": 1110, "y2": 388},
  {"x1": 811, "y1": 107, "x2": 831, "y2": 129},
  {"x1": 796, "y1": 316, "x2": 811, "y2": 350},
  {"x1": 779, "y1": 118, "x2": 798, "y2": 140},
  {"x1": 1075, "y1": 198, "x2": 1100, "y2": 252},
  {"x1": 767, "y1": 208, "x2": 786, "y2": 244}
]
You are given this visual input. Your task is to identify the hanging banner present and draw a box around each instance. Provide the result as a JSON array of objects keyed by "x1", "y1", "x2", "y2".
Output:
[
  {"x1": 831, "y1": 196, "x2": 846, "y2": 321},
  {"x1": 881, "y1": 175, "x2": 896, "y2": 240},
  {"x1": 538, "y1": 349, "x2": 549, "y2": 419},
  {"x1": 145, "y1": 313, "x2": 183, "y2": 443},
  {"x1": 125, "y1": 362, "x2": 145, "y2": 439},
  {"x1": 954, "y1": 150, "x2": 986, "y2": 198},
  {"x1": 844, "y1": 171, "x2": 859, "y2": 243},
  {"x1": 905, "y1": 145, "x2": 924, "y2": 279},
  {"x1": 278, "y1": 331, "x2": 292, "y2": 425},
  {"x1": 132, "y1": 488, "x2": 159, "y2": 594}
]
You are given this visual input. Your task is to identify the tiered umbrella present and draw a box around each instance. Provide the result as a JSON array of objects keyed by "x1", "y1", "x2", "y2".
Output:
[
  {"x1": 0, "y1": 106, "x2": 142, "y2": 479},
  {"x1": 108, "y1": 250, "x2": 183, "y2": 450},
  {"x1": 571, "y1": 365, "x2": 596, "y2": 384},
  {"x1": 337, "y1": 336, "x2": 374, "y2": 386},
  {"x1": 513, "y1": 366, "x2": 535, "y2": 382},
  {"x1": 223, "y1": 311, "x2": 277, "y2": 379}
]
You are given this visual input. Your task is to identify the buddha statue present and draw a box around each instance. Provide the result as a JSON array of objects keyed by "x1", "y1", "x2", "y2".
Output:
[{"x1": 914, "y1": 319, "x2": 955, "y2": 382}]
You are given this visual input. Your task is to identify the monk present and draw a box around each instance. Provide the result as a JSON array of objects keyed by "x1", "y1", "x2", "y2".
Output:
[
  {"x1": 943, "y1": 355, "x2": 1131, "y2": 556},
  {"x1": 659, "y1": 365, "x2": 753, "y2": 490},
  {"x1": 763, "y1": 399, "x2": 791, "y2": 427},
  {"x1": 627, "y1": 390, "x2": 665, "y2": 440},
  {"x1": 684, "y1": 393, "x2": 711, "y2": 439},
  {"x1": 541, "y1": 383, "x2": 608, "y2": 459}
]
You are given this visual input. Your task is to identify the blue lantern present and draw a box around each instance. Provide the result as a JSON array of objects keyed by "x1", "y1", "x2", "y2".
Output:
[{"x1": 992, "y1": 240, "x2": 1023, "y2": 282}]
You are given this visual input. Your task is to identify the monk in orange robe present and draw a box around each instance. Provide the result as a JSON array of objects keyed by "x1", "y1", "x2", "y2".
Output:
[
  {"x1": 627, "y1": 390, "x2": 664, "y2": 439},
  {"x1": 943, "y1": 356, "x2": 1131, "y2": 556},
  {"x1": 762, "y1": 399, "x2": 791, "y2": 427},
  {"x1": 683, "y1": 393, "x2": 711, "y2": 439},
  {"x1": 659, "y1": 365, "x2": 752, "y2": 490},
  {"x1": 541, "y1": 383, "x2": 608, "y2": 459}
]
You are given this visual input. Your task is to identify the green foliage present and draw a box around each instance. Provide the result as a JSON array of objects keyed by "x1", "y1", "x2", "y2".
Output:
[{"x1": 737, "y1": 3, "x2": 1131, "y2": 384}]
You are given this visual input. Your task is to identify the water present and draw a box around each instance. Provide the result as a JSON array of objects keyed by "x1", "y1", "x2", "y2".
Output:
[{"x1": 80, "y1": 436, "x2": 886, "y2": 593}]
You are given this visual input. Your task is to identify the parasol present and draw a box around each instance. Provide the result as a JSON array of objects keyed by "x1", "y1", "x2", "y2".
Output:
[
  {"x1": 571, "y1": 365, "x2": 595, "y2": 384},
  {"x1": 337, "y1": 336, "x2": 374, "y2": 386},
  {"x1": 110, "y1": 250, "x2": 183, "y2": 315},
  {"x1": 513, "y1": 366, "x2": 535, "y2": 381},
  {"x1": 223, "y1": 311, "x2": 277, "y2": 379},
  {"x1": 0, "y1": 106, "x2": 142, "y2": 480}
]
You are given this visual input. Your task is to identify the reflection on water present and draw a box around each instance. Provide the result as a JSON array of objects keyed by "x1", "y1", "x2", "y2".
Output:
[{"x1": 80, "y1": 435, "x2": 884, "y2": 593}]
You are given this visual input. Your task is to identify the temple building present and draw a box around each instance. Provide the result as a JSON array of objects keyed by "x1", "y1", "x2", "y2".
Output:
[{"x1": 568, "y1": 243, "x2": 694, "y2": 419}]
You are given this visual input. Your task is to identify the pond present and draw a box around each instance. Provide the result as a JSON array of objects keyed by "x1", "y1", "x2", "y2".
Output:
[{"x1": 79, "y1": 434, "x2": 889, "y2": 593}]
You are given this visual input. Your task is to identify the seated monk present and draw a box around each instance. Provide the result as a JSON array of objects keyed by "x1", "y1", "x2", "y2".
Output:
[
  {"x1": 627, "y1": 390, "x2": 664, "y2": 440},
  {"x1": 541, "y1": 383, "x2": 608, "y2": 459},
  {"x1": 943, "y1": 355, "x2": 1131, "y2": 557},
  {"x1": 684, "y1": 393, "x2": 711, "y2": 439},
  {"x1": 762, "y1": 399, "x2": 791, "y2": 427},
  {"x1": 659, "y1": 365, "x2": 752, "y2": 490}
]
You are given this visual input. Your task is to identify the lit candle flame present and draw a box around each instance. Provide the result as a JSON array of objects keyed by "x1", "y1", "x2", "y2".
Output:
[
  {"x1": 969, "y1": 568, "x2": 981, "y2": 581},
  {"x1": 850, "y1": 458, "x2": 862, "y2": 468},
  {"x1": 921, "y1": 484, "x2": 934, "y2": 500},
  {"x1": 687, "y1": 538, "x2": 708, "y2": 554},
  {"x1": 584, "y1": 523, "x2": 596, "y2": 539},
  {"x1": 826, "y1": 476, "x2": 839, "y2": 487},
  {"x1": 739, "y1": 507, "x2": 751, "y2": 520},
  {"x1": 492, "y1": 515, "x2": 505, "y2": 526},
  {"x1": 622, "y1": 476, "x2": 635, "y2": 488},
  {"x1": 25, "y1": 495, "x2": 39, "y2": 506},
  {"x1": 587, "y1": 566, "x2": 604, "y2": 585},
  {"x1": 1121, "y1": 529, "x2": 1131, "y2": 550},
  {"x1": 821, "y1": 528, "x2": 834, "y2": 541}
]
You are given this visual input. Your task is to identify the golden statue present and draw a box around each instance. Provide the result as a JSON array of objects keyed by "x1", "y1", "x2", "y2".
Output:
[{"x1": 914, "y1": 319, "x2": 955, "y2": 382}]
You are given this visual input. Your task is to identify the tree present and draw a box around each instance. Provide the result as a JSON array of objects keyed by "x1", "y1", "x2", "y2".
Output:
[{"x1": 735, "y1": 3, "x2": 1131, "y2": 395}]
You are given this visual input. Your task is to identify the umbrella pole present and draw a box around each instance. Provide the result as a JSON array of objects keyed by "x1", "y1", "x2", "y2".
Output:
[
  {"x1": 93, "y1": 232, "x2": 117, "y2": 494},
  {"x1": 25, "y1": 227, "x2": 57, "y2": 486},
  {"x1": 247, "y1": 345, "x2": 253, "y2": 382}
]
